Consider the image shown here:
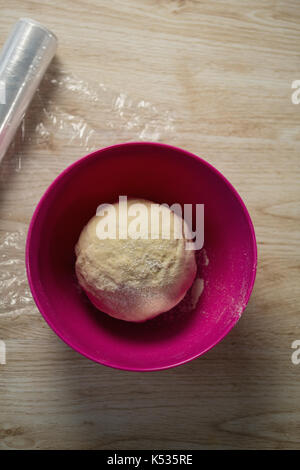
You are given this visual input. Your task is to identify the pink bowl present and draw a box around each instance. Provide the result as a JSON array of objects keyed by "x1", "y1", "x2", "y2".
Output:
[{"x1": 26, "y1": 142, "x2": 257, "y2": 371}]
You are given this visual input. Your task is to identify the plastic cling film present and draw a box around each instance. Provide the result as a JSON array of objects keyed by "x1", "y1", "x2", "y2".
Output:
[
  {"x1": 0, "y1": 230, "x2": 33, "y2": 315},
  {"x1": 2, "y1": 68, "x2": 176, "y2": 174},
  {"x1": 0, "y1": 66, "x2": 177, "y2": 317},
  {"x1": 0, "y1": 18, "x2": 57, "y2": 163}
]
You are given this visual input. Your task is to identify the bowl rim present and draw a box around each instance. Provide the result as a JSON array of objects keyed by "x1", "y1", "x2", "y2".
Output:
[{"x1": 26, "y1": 141, "x2": 257, "y2": 372}]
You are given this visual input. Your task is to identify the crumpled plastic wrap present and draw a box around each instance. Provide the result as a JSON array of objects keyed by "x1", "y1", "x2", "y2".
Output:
[
  {"x1": 0, "y1": 230, "x2": 31, "y2": 315},
  {"x1": 0, "y1": 67, "x2": 177, "y2": 317}
]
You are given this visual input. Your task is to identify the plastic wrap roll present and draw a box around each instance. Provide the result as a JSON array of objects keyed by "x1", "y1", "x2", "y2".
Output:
[{"x1": 0, "y1": 18, "x2": 57, "y2": 162}]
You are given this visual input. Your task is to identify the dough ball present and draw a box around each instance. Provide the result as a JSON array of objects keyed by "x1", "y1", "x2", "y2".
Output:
[{"x1": 75, "y1": 198, "x2": 197, "y2": 322}]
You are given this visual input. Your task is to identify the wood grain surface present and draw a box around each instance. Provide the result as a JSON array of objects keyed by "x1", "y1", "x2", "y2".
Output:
[{"x1": 0, "y1": 0, "x2": 300, "y2": 450}]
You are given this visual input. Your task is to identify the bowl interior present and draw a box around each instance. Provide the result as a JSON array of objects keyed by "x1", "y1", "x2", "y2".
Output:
[{"x1": 26, "y1": 142, "x2": 256, "y2": 370}]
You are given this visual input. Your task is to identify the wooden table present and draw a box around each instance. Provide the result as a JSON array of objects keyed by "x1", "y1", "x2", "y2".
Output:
[{"x1": 0, "y1": 0, "x2": 299, "y2": 450}]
